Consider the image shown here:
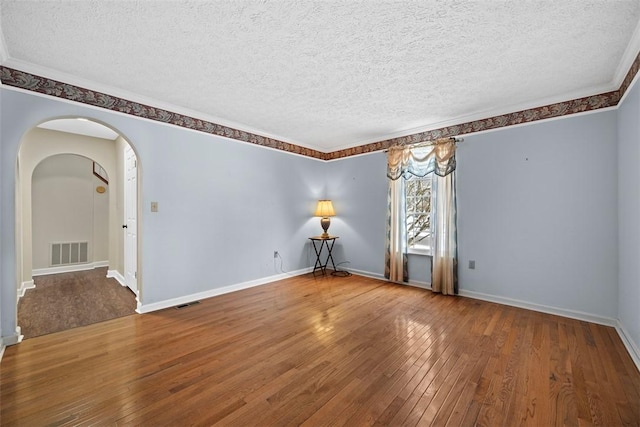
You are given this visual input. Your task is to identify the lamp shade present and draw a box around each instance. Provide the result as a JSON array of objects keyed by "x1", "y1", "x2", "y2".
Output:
[{"x1": 314, "y1": 200, "x2": 335, "y2": 217}]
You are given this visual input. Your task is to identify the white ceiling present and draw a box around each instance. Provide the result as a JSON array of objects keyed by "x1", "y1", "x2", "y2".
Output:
[
  {"x1": 37, "y1": 119, "x2": 120, "y2": 141},
  {"x1": 2, "y1": 1, "x2": 640, "y2": 152}
]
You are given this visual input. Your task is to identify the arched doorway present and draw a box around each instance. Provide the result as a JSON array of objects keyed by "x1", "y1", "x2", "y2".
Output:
[
  {"x1": 15, "y1": 118, "x2": 141, "y2": 338},
  {"x1": 32, "y1": 154, "x2": 108, "y2": 274}
]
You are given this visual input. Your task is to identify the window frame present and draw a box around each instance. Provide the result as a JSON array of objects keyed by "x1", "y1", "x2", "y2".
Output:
[{"x1": 405, "y1": 173, "x2": 433, "y2": 256}]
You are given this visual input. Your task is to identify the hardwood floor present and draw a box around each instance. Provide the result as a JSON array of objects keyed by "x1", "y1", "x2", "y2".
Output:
[{"x1": 1, "y1": 273, "x2": 638, "y2": 426}]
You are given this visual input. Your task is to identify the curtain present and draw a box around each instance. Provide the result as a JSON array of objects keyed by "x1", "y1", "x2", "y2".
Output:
[
  {"x1": 385, "y1": 137, "x2": 458, "y2": 294},
  {"x1": 431, "y1": 172, "x2": 458, "y2": 295},
  {"x1": 384, "y1": 178, "x2": 408, "y2": 282},
  {"x1": 387, "y1": 138, "x2": 456, "y2": 179}
]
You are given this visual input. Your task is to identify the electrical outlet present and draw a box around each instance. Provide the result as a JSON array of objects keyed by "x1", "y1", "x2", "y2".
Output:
[
  {"x1": 468, "y1": 260, "x2": 476, "y2": 269},
  {"x1": 150, "y1": 201, "x2": 158, "y2": 212},
  {"x1": 273, "y1": 251, "x2": 279, "y2": 258}
]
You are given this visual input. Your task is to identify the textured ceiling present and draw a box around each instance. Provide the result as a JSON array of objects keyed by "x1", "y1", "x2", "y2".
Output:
[{"x1": 1, "y1": 1, "x2": 639, "y2": 152}]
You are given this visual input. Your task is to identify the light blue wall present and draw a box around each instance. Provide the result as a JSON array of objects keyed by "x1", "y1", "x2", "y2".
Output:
[
  {"x1": 617, "y1": 79, "x2": 640, "y2": 356},
  {"x1": 0, "y1": 88, "x2": 324, "y2": 338},
  {"x1": 328, "y1": 110, "x2": 619, "y2": 320},
  {"x1": 0, "y1": 85, "x2": 3, "y2": 347},
  {"x1": 137, "y1": 123, "x2": 323, "y2": 303},
  {"x1": 324, "y1": 152, "x2": 388, "y2": 277},
  {"x1": 457, "y1": 111, "x2": 619, "y2": 319},
  {"x1": 324, "y1": 152, "x2": 432, "y2": 284},
  {"x1": 0, "y1": 83, "x2": 633, "y2": 348},
  {"x1": 0, "y1": 87, "x2": 16, "y2": 340}
]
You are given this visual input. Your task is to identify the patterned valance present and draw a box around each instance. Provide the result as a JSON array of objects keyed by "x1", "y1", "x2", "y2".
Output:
[{"x1": 387, "y1": 137, "x2": 457, "y2": 180}]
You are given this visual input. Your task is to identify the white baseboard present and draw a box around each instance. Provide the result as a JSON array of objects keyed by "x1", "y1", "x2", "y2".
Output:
[
  {"x1": 0, "y1": 338, "x2": 4, "y2": 362},
  {"x1": 352, "y1": 270, "x2": 637, "y2": 372},
  {"x1": 106, "y1": 270, "x2": 126, "y2": 287},
  {"x1": 107, "y1": 270, "x2": 140, "y2": 306},
  {"x1": 137, "y1": 267, "x2": 313, "y2": 314},
  {"x1": 458, "y1": 289, "x2": 617, "y2": 327},
  {"x1": 616, "y1": 320, "x2": 640, "y2": 372},
  {"x1": 33, "y1": 261, "x2": 109, "y2": 277},
  {"x1": 17, "y1": 280, "x2": 35, "y2": 299},
  {"x1": 407, "y1": 280, "x2": 431, "y2": 290},
  {"x1": 346, "y1": 268, "x2": 386, "y2": 281},
  {"x1": 346, "y1": 268, "x2": 431, "y2": 291},
  {"x1": 325, "y1": 269, "x2": 620, "y2": 330},
  {"x1": 2, "y1": 327, "x2": 24, "y2": 347}
]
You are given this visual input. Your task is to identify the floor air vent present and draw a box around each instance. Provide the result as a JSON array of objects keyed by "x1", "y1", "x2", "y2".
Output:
[
  {"x1": 50, "y1": 242, "x2": 89, "y2": 266},
  {"x1": 175, "y1": 301, "x2": 201, "y2": 309}
]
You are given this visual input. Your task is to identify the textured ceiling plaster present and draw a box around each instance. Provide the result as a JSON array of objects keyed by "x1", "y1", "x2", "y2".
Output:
[{"x1": 1, "y1": 1, "x2": 639, "y2": 152}]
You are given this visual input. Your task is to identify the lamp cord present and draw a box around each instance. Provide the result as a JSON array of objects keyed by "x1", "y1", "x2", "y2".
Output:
[
  {"x1": 274, "y1": 253, "x2": 295, "y2": 276},
  {"x1": 331, "y1": 261, "x2": 352, "y2": 277},
  {"x1": 275, "y1": 252, "x2": 352, "y2": 277}
]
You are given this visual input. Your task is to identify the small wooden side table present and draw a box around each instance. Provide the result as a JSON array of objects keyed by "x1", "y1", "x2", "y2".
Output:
[{"x1": 309, "y1": 236, "x2": 339, "y2": 275}]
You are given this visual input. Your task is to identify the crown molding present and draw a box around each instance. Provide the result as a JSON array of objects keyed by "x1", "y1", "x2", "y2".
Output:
[
  {"x1": 1, "y1": 58, "x2": 323, "y2": 151},
  {"x1": 0, "y1": 21, "x2": 8, "y2": 64},
  {"x1": 618, "y1": 60, "x2": 640, "y2": 107},
  {"x1": 3, "y1": 82, "x2": 329, "y2": 164},
  {"x1": 614, "y1": 18, "x2": 640, "y2": 88},
  {"x1": 1, "y1": 50, "x2": 639, "y2": 161},
  {"x1": 326, "y1": 82, "x2": 618, "y2": 153},
  {"x1": 0, "y1": 2, "x2": 5, "y2": 63},
  {"x1": 328, "y1": 50, "x2": 640, "y2": 160},
  {"x1": 0, "y1": 63, "x2": 327, "y2": 160},
  {"x1": 326, "y1": 88, "x2": 622, "y2": 160}
]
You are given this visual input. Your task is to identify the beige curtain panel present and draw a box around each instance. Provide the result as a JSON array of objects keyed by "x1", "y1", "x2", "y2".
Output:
[
  {"x1": 385, "y1": 137, "x2": 458, "y2": 295},
  {"x1": 387, "y1": 137, "x2": 457, "y2": 180}
]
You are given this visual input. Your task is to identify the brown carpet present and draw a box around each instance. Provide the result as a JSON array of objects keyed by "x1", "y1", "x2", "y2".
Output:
[{"x1": 18, "y1": 267, "x2": 137, "y2": 339}]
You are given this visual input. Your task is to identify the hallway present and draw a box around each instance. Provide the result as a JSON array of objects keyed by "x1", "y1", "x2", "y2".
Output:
[{"x1": 18, "y1": 268, "x2": 137, "y2": 338}]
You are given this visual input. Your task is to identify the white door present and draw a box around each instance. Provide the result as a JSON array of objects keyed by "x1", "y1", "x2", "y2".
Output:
[{"x1": 124, "y1": 145, "x2": 138, "y2": 295}]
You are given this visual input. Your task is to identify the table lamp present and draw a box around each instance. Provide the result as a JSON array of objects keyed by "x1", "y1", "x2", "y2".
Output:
[{"x1": 314, "y1": 200, "x2": 335, "y2": 238}]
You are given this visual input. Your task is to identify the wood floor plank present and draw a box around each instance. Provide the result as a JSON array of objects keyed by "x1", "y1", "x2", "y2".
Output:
[
  {"x1": 475, "y1": 308, "x2": 530, "y2": 426},
  {"x1": 458, "y1": 354, "x2": 500, "y2": 426},
  {"x1": 386, "y1": 299, "x2": 478, "y2": 425},
  {"x1": 441, "y1": 350, "x2": 491, "y2": 426},
  {"x1": 1, "y1": 272, "x2": 639, "y2": 426},
  {"x1": 334, "y1": 321, "x2": 444, "y2": 425}
]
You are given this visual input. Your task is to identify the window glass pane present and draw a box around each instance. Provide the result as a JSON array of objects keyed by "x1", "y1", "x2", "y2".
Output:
[{"x1": 405, "y1": 175, "x2": 432, "y2": 251}]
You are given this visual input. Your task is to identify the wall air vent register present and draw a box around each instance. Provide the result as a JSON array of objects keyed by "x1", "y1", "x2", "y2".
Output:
[{"x1": 50, "y1": 242, "x2": 89, "y2": 266}]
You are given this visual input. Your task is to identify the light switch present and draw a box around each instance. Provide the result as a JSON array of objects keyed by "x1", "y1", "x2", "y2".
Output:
[{"x1": 151, "y1": 202, "x2": 158, "y2": 212}]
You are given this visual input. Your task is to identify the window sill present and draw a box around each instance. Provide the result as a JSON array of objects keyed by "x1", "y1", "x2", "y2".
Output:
[{"x1": 408, "y1": 249, "x2": 432, "y2": 257}]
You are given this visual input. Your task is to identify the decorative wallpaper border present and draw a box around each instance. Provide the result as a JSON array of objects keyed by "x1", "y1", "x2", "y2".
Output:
[
  {"x1": 1, "y1": 51, "x2": 639, "y2": 161},
  {"x1": 327, "y1": 51, "x2": 640, "y2": 160},
  {"x1": 326, "y1": 90, "x2": 621, "y2": 160},
  {"x1": 0, "y1": 66, "x2": 326, "y2": 160}
]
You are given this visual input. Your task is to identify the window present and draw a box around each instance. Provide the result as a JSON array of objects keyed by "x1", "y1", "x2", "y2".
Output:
[
  {"x1": 93, "y1": 161, "x2": 109, "y2": 184},
  {"x1": 406, "y1": 174, "x2": 433, "y2": 255},
  {"x1": 386, "y1": 139, "x2": 457, "y2": 288}
]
